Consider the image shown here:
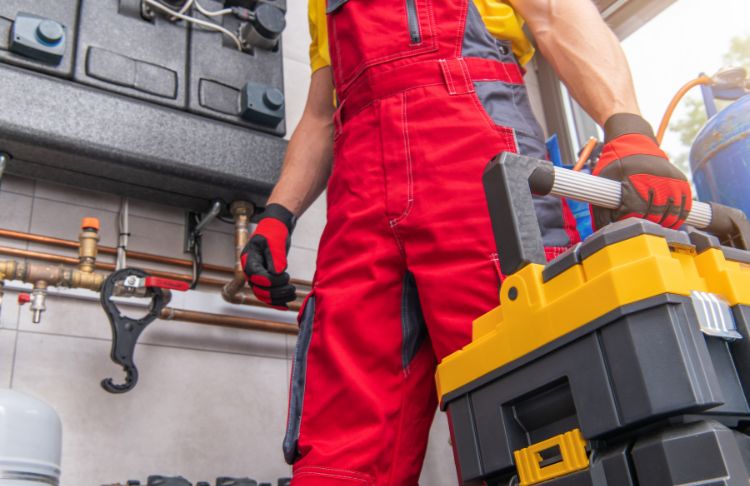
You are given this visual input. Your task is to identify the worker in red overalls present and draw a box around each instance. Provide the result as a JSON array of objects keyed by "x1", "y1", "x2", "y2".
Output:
[{"x1": 241, "y1": 0, "x2": 692, "y2": 483}]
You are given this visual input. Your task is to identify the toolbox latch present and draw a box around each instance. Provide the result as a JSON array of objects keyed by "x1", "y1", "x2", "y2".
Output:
[
  {"x1": 691, "y1": 290, "x2": 742, "y2": 340},
  {"x1": 513, "y1": 428, "x2": 589, "y2": 486}
]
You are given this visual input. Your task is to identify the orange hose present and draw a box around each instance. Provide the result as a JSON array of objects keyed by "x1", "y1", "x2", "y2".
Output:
[
  {"x1": 656, "y1": 75, "x2": 713, "y2": 146},
  {"x1": 573, "y1": 137, "x2": 599, "y2": 171}
]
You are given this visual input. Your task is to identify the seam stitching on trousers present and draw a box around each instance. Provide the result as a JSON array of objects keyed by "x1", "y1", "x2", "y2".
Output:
[
  {"x1": 294, "y1": 469, "x2": 371, "y2": 484},
  {"x1": 389, "y1": 92, "x2": 414, "y2": 227},
  {"x1": 458, "y1": 57, "x2": 474, "y2": 93},
  {"x1": 453, "y1": 0, "x2": 468, "y2": 56},
  {"x1": 334, "y1": 24, "x2": 439, "y2": 96},
  {"x1": 385, "y1": 361, "x2": 410, "y2": 485},
  {"x1": 344, "y1": 82, "x2": 443, "y2": 125},
  {"x1": 331, "y1": 16, "x2": 342, "y2": 89},
  {"x1": 389, "y1": 222, "x2": 406, "y2": 256},
  {"x1": 441, "y1": 59, "x2": 456, "y2": 94},
  {"x1": 468, "y1": 89, "x2": 503, "y2": 134}
]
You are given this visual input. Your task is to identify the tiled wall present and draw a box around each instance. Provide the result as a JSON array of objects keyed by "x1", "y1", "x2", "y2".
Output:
[
  {"x1": 0, "y1": 156, "x2": 455, "y2": 486},
  {"x1": 0, "y1": 2, "x2": 549, "y2": 483},
  {"x1": 0, "y1": 172, "x2": 301, "y2": 484}
]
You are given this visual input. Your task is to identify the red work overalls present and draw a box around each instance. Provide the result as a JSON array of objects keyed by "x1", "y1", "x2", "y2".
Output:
[{"x1": 283, "y1": 0, "x2": 580, "y2": 483}]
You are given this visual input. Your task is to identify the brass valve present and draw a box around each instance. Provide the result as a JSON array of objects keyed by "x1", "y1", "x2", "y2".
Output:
[{"x1": 79, "y1": 217, "x2": 100, "y2": 273}]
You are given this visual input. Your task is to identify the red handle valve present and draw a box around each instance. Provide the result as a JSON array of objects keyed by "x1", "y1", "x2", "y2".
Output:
[
  {"x1": 18, "y1": 293, "x2": 31, "y2": 305},
  {"x1": 144, "y1": 277, "x2": 190, "y2": 292}
]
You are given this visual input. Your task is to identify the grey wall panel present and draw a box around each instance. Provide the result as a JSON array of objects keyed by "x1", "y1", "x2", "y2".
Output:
[
  {"x1": 75, "y1": 0, "x2": 189, "y2": 109},
  {"x1": 0, "y1": 63, "x2": 287, "y2": 211},
  {"x1": 188, "y1": 0, "x2": 286, "y2": 136},
  {"x1": 0, "y1": 0, "x2": 79, "y2": 78}
]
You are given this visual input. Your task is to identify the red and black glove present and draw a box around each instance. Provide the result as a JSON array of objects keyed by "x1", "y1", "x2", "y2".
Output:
[
  {"x1": 592, "y1": 113, "x2": 692, "y2": 230},
  {"x1": 241, "y1": 203, "x2": 297, "y2": 310}
]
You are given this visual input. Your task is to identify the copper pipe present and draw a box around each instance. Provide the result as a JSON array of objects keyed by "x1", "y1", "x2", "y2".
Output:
[
  {"x1": 224, "y1": 288, "x2": 302, "y2": 312},
  {"x1": 0, "y1": 257, "x2": 105, "y2": 291},
  {"x1": 222, "y1": 201, "x2": 253, "y2": 303},
  {"x1": 0, "y1": 256, "x2": 299, "y2": 330},
  {"x1": 160, "y1": 307, "x2": 298, "y2": 334},
  {"x1": 218, "y1": 203, "x2": 302, "y2": 312},
  {"x1": 0, "y1": 228, "x2": 313, "y2": 288},
  {"x1": 573, "y1": 137, "x2": 598, "y2": 172},
  {"x1": 0, "y1": 246, "x2": 303, "y2": 311},
  {"x1": 0, "y1": 255, "x2": 299, "y2": 329},
  {"x1": 0, "y1": 246, "x2": 222, "y2": 285}
]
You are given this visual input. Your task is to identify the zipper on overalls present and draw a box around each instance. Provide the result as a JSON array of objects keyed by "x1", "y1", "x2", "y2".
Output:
[{"x1": 405, "y1": 0, "x2": 421, "y2": 43}]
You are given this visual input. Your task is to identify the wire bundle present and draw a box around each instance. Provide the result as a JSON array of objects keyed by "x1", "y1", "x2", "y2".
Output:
[{"x1": 143, "y1": 0, "x2": 245, "y2": 51}]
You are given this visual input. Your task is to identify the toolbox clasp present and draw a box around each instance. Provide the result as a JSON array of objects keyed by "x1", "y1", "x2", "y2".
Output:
[{"x1": 513, "y1": 428, "x2": 589, "y2": 486}]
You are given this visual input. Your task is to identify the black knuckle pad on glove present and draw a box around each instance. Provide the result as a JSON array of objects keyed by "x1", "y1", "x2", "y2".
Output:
[
  {"x1": 272, "y1": 284, "x2": 297, "y2": 305},
  {"x1": 243, "y1": 237, "x2": 272, "y2": 278},
  {"x1": 268, "y1": 271, "x2": 292, "y2": 288}
]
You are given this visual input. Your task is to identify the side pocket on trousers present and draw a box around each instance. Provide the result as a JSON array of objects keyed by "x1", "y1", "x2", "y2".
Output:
[{"x1": 283, "y1": 291, "x2": 316, "y2": 465}]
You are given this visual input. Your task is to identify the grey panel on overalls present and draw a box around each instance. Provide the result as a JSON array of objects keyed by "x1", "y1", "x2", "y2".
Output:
[
  {"x1": 462, "y1": 1, "x2": 571, "y2": 249},
  {"x1": 283, "y1": 294, "x2": 316, "y2": 465},
  {"x1": 282, "y1": 273, "x2": 429, "y2": 465},
  {"x1": 402, "y1": 271, "x2": 428, "y2": 370}
]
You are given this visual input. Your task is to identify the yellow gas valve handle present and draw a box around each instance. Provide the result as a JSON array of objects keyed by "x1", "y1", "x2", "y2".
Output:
[{"x1": 514, "y1": 428, "x2": 589, "y2": 486}]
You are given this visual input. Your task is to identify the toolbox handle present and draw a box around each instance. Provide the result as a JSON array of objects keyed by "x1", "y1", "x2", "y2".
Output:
[{"x1": 483, "y1": 152, "x2": 750, "y2": 274}]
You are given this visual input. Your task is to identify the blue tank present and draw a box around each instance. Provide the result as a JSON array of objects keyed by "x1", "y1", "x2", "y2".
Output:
[{"x1": 690, "y1": 94, "x2": 750, "y2": 216}]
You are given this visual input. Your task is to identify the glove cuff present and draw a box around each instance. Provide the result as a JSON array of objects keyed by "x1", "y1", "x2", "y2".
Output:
[
  {"x1": 262, "y1": 203, "x2": 297, "y2": 233},
  {"x1": 603, "y1": 113, "x2": 657, "y2": 144}
]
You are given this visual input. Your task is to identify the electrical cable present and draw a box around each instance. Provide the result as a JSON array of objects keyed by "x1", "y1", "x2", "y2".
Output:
[
  {"x1": 194, "y1": 0, "x2": 233, "y2": 17},
  {"x1": 190, "y1": 233, "x2": 203, "y2": 290},
  {"x1": 116, "y1": 198, "x2": 130, "y2": 270},
  {"x1": 143, "y1": 0, "x2": 243, "y2": 50},
  {"x1": 177, "y1": 0, "x2": 194, "y2": 14},
  {"x1": 189, "y1": 212, "x2": 204, "y2": 290}
]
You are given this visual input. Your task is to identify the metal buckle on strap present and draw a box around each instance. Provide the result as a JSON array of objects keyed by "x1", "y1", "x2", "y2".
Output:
[{"x1": 438, "y1": 57, "x2": 475, "y2": 95}]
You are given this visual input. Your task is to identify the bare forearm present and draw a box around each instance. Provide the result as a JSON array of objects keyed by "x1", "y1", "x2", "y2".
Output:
[
  {"x1": 267, "y1": 67, "x2": 335, "y2": 216},
  {"x1": 512, "y1": 0, "x2": 640, "y2": 125},
  {"x1": 268, "y1": 112, "x2": 333, "y2": 215}
]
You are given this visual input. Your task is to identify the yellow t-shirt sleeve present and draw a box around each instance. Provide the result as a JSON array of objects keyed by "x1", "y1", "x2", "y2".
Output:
[
  {"x1": 308, "y1": 0, "x2": 331, "y2": 72},
  {"x1": 471, "y1": 0, "x2": 535, "y2": 66}
]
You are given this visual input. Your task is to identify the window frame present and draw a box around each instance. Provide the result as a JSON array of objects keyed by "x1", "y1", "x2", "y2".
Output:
[{"x1": 534, "y1": 0, "x2": 678, "y2": 163}]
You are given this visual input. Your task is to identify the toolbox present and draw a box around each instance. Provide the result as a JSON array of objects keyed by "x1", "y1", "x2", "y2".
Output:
[{"x1": 436, "y1": 153, "x2": 750, "y2": 485}]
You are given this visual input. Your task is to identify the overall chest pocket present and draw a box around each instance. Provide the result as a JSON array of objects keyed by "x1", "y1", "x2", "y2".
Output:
[{"x1": 326, "y1": 0, "x2": 437, "y2": 90}]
